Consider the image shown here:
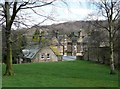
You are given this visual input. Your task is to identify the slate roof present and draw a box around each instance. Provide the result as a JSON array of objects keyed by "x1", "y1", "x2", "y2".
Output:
[{"x1": 22, "y1": 46, "x2": 40, "y2": 59}]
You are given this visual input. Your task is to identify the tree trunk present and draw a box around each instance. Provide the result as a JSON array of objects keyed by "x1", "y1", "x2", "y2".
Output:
[
  {"x1": 110, "y1": 41, "x2": 116, "y2": 74},
  {"x1": 4, "y1": 38, "x2": 14, "y2": 76},
  {"x1": 102, "y1": 56, "x2": 105, "y2": 64},
  {"x1": 87, "y1": 47, "x2": 89, "y2": 61},
  {"x1": 109, "y1": 24, "x2": 116, "y2": 74},
  {"x1": 97, "y1": 47, "x2": 99, "y2": 62},
  {"x1": 4, "y1": 1, "x2": 14, "y2": 76}
]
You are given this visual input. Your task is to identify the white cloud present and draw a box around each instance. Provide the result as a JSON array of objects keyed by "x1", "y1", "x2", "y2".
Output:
[
  {"x1": 48, "y1": 5, "x2": 96, "y2": 21},
  {"x1": 2, "y1": 0, "x2": 107, "y2": 29},
  {"x1": 13, "y1": 5, "x2": 99, "y2": 27},
  {"x1": 70, "y1": 8, "x2": 94, "y2": 16}
]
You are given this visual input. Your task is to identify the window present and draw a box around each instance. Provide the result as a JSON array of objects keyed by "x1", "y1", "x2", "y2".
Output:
[
  {"x1": 74, "y1": 45, "x2": 77, "y2": 51},
  {"x1": 41, "y1": 54, "x2": 44, "y2": 59},
  {"x1": 47, "y1": 54, "x2": 50, "y2": 59}
]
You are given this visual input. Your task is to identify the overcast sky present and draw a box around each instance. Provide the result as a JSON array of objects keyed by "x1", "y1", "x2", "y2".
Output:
[
  {"x1": 12, "y1": 0, "x2": 96, "y2": 27},
  {"x1": 0, "y1": 0, "x2": 105, "y2": 28},
  {"x1": 25, "y1": 0, "x2": 105, "y2": 26},
  {"x1": 29, "y1": 0, "x2": 96, "y2": 25}
]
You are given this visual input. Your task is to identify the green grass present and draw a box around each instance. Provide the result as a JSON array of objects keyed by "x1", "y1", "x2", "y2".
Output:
[
  {"x1": 2, "y1": 60, "x2": 119, "y2": 87},
  {"x1": 0, "y1": 64, "x2": 2, "y2": 88}
]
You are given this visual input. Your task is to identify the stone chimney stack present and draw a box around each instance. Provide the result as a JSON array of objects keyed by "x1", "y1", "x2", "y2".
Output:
[
  {"x1": 78, "y1": 29, "x2": 83, "y2": 43},
  {"x1": 79, "y1": 29, "x2": 82, "y2": 38}
]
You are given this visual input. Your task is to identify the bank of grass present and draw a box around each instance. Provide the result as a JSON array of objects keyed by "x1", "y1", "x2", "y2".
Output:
[{"x1": 2, "y1": 60, "x2": 118, "y2": 87}]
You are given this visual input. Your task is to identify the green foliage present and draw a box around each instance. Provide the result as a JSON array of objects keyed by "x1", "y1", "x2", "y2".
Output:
[
  {"x1": 2, "y1": 60, "x2": 118, "y2": 87},
  {"x1": 32, "y1": 29, "x2": 40, "y2": 42},
  {"x1": 32, "y1": 29, "x2": 50, "y2": 46},
  {"x1": 12, "y1": 32, "x2": 27, "y2": 63},
  {"x1": 32, "y1": 35, "x2": 40, "y2": 42}
]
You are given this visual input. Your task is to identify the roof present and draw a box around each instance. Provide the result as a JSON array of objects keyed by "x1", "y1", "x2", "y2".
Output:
[
  {"x1": 22, "y1": 48, "x2": 40, "y2": 59},
  {"x1": 23, "y1": 45, "x2": 62, "y2": 59},
  {"x1": 50, "y1": 46, "x2": 61, "y2": 56},
  {"x1": 51, "y1": 37, "x2": 59, "y2": 45}
]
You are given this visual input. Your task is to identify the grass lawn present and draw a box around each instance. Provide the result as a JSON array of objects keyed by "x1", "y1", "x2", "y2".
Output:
[{"x1": 2, "y1": 60, "x2": 119, "y2": 87}]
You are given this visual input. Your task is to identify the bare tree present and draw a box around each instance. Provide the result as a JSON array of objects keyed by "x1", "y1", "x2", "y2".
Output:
[
  {"x1": 89, "y1": 0, "x2": 120, "y2": 74},
  {"x1": 0, "y1": 0, "x2": 62, "y2": 76}
]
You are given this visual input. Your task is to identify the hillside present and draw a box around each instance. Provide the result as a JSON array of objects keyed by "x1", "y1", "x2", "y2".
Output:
[
  {"x1": 25, "y1": 21, "x2": 93, "y2": 36},
  {"x1": 44, "y1": 21, "x2": 85, "y2": 33}
]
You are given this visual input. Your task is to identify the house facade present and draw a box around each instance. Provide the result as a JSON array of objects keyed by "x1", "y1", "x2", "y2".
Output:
[
  {"x1": 22, "y1": 45, "x2": 62, "y2": 63},
  {"x1": 33, "y1": 46, "x2": 62, "y2": 62},
  {"x1": 61, "y1": 31, "x2": 84, "y2": 57}
]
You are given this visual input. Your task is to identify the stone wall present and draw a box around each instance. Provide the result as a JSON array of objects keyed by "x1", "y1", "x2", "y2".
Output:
[{"x1": 33, "y1": 47, "x2": 58, "y2": 62}]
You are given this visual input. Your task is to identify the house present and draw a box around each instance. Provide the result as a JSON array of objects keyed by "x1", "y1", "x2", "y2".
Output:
[
  {"x1": 22, "y1": 45, "x2": 62, "y2": 63},
  {"x1": 61, "y1": 30, "x2": 84, "y2": 58},
  {"x1": 22, "y1": 27, "x2": 85, "y2": 62}
]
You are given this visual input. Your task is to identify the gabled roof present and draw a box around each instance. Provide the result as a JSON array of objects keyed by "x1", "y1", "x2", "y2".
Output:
[
  {"x1": 50, "y1": 46, "x2": 61, "y2": 56},
  {"x1": 51, "y1": 37, "x2": 59, "y2": 45}
]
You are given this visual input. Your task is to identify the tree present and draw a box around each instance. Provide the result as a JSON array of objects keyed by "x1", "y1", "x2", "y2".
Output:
[
  {"x1": 89, "y1": 0, "x2": 120, "y2": 74},
  {"x1": 32, "y1": 29, "x2": 40, "y2": 42},
  {"x1": 2, "y1": 26, "x2": 28, "y2": 64},
  {"x1": 0, "y1": 0, "x2": 59, "y2": 76},
  {"x1": 12, "y1": 30, "x2": 27, "y2": 64}
]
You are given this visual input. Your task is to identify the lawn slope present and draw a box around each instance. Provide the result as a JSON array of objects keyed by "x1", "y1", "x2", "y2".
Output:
[{"x1": 2, "y1": 60, "x2": 118, "y2": 87}]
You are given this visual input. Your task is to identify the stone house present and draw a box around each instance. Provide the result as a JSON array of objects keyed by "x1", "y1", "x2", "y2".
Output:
[
  {"x1": 61, "y1": 30, "x2": 84, "y2": 58},
  {"x1": 22, "y1": 45, "x2": 62, "y2": 62}
]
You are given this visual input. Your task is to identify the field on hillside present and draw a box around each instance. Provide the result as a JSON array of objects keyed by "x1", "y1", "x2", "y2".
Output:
[{"x1": 2, "y1": 60, "x2": 119, "y2": 87}]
